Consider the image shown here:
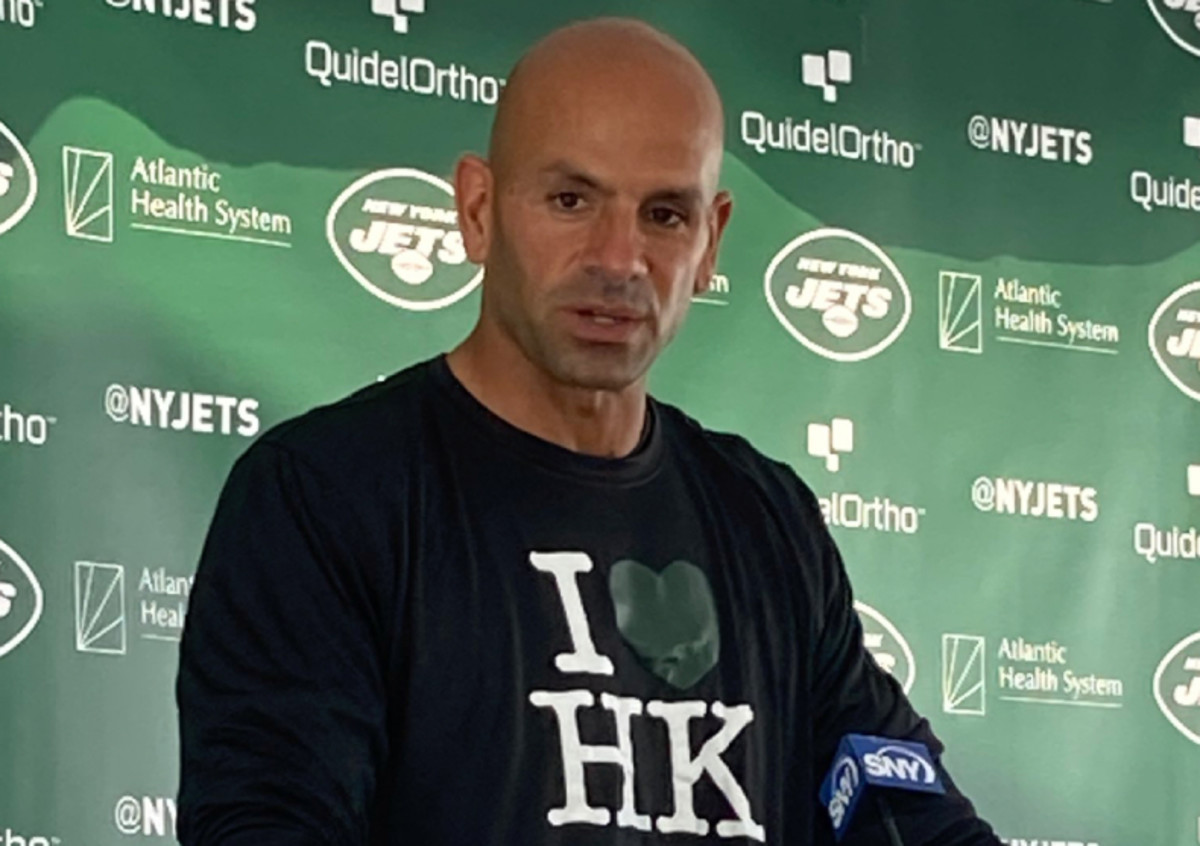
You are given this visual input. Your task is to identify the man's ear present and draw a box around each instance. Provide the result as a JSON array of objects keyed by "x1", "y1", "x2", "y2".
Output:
[
  {"x1": 454, "y1": 154, "x2": 494, "y2": 264},
  {"x1": 694, "y1": 189, "x2": 733, "y2": 296}
]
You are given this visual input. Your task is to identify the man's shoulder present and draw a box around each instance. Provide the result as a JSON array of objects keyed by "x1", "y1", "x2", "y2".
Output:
[
  {"x1": 655, "y1": 399, "x2": 818, "y2": 509},
  {"x1": 247, "y1": 357, "x2": 441, "y2": 483}
]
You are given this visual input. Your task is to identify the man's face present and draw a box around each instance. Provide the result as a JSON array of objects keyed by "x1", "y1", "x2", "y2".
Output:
[{"x1": 460, "y1": 62, "x2": 731, "y2": 392}]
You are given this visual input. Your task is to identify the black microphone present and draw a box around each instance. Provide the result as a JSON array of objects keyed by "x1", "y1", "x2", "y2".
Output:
[{"x1": 819, "y1": 734, "x2": 947, "y2": 844}]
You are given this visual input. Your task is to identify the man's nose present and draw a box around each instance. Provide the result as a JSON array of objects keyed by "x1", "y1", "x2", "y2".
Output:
[{"x1": 584, "y1": 203, "x2": 649, "y2": 280}]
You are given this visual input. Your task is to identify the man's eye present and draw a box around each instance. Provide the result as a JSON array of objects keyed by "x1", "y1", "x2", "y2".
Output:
[
  {"x1": 649, "y1": 207, "x2": 685, "y2": 227},
  {"x1": 553, "y1": 192, "x2": 583, "y2": 210}
]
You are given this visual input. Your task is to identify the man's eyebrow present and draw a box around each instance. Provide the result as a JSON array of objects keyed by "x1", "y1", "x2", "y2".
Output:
[
  {"x1": 537, "y1": 161, "x2": 605, "y2": 192},
  {"x1": 537, "y1": 162, "x2": 703, "y2": 206},
  {"x1": 646, "y1": 186, "x2": 704, "y2": 207}
]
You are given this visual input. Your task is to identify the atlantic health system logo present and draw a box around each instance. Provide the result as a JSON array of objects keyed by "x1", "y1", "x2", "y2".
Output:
[
  {"x1": 327, "y1": 168, "x2": 481, "y2": 310},
  {"x1": 938, "y1": 271, "x2": 1120, "y2": 357},
  {"x1": 765, "y1": 228, "x2": 912, "y2": 362},
  {"x1": 0, "y1": 119, "x2": 37, "y2": 237}
]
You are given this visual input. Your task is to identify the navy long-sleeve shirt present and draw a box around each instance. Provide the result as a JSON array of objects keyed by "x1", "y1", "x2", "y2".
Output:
[{"x1": 177, "y1": 355, "x2": 1001, "y2": 845}]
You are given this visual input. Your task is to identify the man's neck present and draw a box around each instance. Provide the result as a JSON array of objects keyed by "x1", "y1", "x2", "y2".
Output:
[{"x1": 445, "y1": 328, "x2": 648, "y2": 459}]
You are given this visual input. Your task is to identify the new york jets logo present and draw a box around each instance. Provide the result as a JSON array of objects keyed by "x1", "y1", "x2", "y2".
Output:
[
  {"x1": 764, "y1": 228, "x2": 911, "y2": 362},
  {"x1": 1154, "y1": 630, "x2": 1200, "y2": 744},
  {"x1": 0, "y1": 119, "x2": 37, "y2": 237},
  {"x1": 326, "y1": 168, "x2": 482, "y2": 311},
  {"x1": 1149, "y1": 280, "x2": 1200, "y2": 402},
  {"x1": 1147, "y1": 0, "x2": 1200, "y2": 58},
  {"x1": 855, "y1": 601, "x2": 916, "y2": 694},
  {"x1": 0, "y1": 537, "x2": 43, "y2": 659}
]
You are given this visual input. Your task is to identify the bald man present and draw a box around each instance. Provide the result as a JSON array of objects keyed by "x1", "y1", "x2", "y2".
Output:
[{"x1": 178, "y1": 18, "x2": 1002, "y2": 846}]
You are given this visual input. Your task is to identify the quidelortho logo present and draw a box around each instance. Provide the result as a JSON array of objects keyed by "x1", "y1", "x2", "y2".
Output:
[
  {"x1": 806, "y1": 417, "x2": 926, "y2": 534},
  {"x1": 1147, "y1": 0, "x2": 1200, "y2": 57},
  {"x1": 114, "y1": 795, "x2": 176, "y2": 838},
  {"x1": 1149, "y1": 280, "x2": 1200, "y2": 402},
  {"x1": 855, "y1": 602, "x2": 915, "y2": 694},
  {"x1": 966, "y1": 115, "x2": 1094, "y2": 166},
  {"x1": 63, "y1": 147, "x2": 294, "y2": 248},
  {"x1": 740, "y1": 50, "x2": 920, "y2": 169},
  {"x1": 1133, "y1": 465, "x2": 1199, "y2": 564},
  {"x1": 0, "y1": 537, "x2": 43, "y2": 659},
  {"x1": 1186, "y1": 115, "x2": 1200, "y2": 153},
  {"x1": 327, "y1": 168, "x2": 481, "y2": 310},
  {"x1": 1134, "y1": 522, "x2": 1198, "y2": 564},
  {"x1": 943, "y1": 634, "x2": 1124, "y2": 715},
  {"x1": 0, "y1": 403, "x2": 56, "y2": 446},
  {"x1": 971, "y1": 476, "x2": 1099, "y2": 522},
  {"x1": 1129, "y1": 118, "x2": 1200, "y2": 214},
  {"x1": 1154, "y1": 630, "x2": 1200, "y2": 744},
  {"x1": 372, "y1": 0, "x2": 426, "y2": 34},
  {"x1": 807, "y1": 418, "x2": 853, "y2": 472},
  {"x1": 104, "y1": 0, "x2": 256, "y2": 31},
  {"x1": 0, "y1": 0, "x2": 41, "y2": 28},
  {"x1": 0, "y1": 119, "x2": 37, "y2": 237},
  {"x1": 75, "y1": 561, "x2": 192, "y2": 655},
  {"x1": 104, "y1": 384, "x2": 260, "y2": 437},
  {"x1": 938, "y1": 271, "x2": 1120, "y2": 356},
  {"x1": 0, "y1": 831, "x2": 60, "y2": 846},
  {"x1": 765, "y1": 228, "x2": 911, "y2": 361},
  {"x1": 801, "y1": 50, "x2": 851, "y2": 103}
]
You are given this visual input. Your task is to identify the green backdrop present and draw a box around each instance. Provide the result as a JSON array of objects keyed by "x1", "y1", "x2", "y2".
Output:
[{"x1": 2, "y1": 1, "x2": 1199, "y2": 844}]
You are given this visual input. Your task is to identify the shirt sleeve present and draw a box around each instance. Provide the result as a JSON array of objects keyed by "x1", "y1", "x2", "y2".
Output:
[
  {"x1": 176, "y1": 439, "x2": 392, "y2": 846},
  {"x1": 803, "y1": 486, "x2": 1003, "y2": 846}
]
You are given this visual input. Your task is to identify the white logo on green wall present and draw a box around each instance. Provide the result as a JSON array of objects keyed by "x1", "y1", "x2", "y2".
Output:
[
  {"x1": 0, "y1": 537, "x2": 42, "y2": 659},
  {"x1": 1149, "y1": 280, "x2": 1200, "y2": 402},
  {"x1": 327, "y1": 168, "x2": 482, "y2": 311},
  {"x1": 1147, "y1": 0, "x2": 1200, "y2": 58},
  {"x1": 1154, "y1": 631, "x2": 1200, "y2": 745},
  {"x1": 765, "y1": 228, "x2": 911, "y2": 362},
  {"x1": 855, "y1": 601, "x2": 915, "y2": 694},
  {"x1": 0, "y1": 119, "x2": 37, "y2": 237}
]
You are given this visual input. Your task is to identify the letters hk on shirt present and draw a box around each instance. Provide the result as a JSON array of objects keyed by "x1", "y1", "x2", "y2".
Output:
[{"x1": 527, "y1": 551, "x2": 766, "y2": 842}]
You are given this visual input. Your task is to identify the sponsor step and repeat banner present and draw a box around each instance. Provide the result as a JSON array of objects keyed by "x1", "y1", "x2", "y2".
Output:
[{"x1": 1, "y1": 1, "x2": 1199, "y2": 843}]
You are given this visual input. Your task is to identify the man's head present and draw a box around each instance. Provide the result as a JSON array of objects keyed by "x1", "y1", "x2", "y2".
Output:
[{"x1": 454, "y1": 18, "x2": 732, "y2": 392}]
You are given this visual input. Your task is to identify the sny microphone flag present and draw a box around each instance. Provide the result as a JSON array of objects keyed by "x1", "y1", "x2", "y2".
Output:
[{"x1": 819, "y1": 734, "x2": 947, "y2": 841}]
